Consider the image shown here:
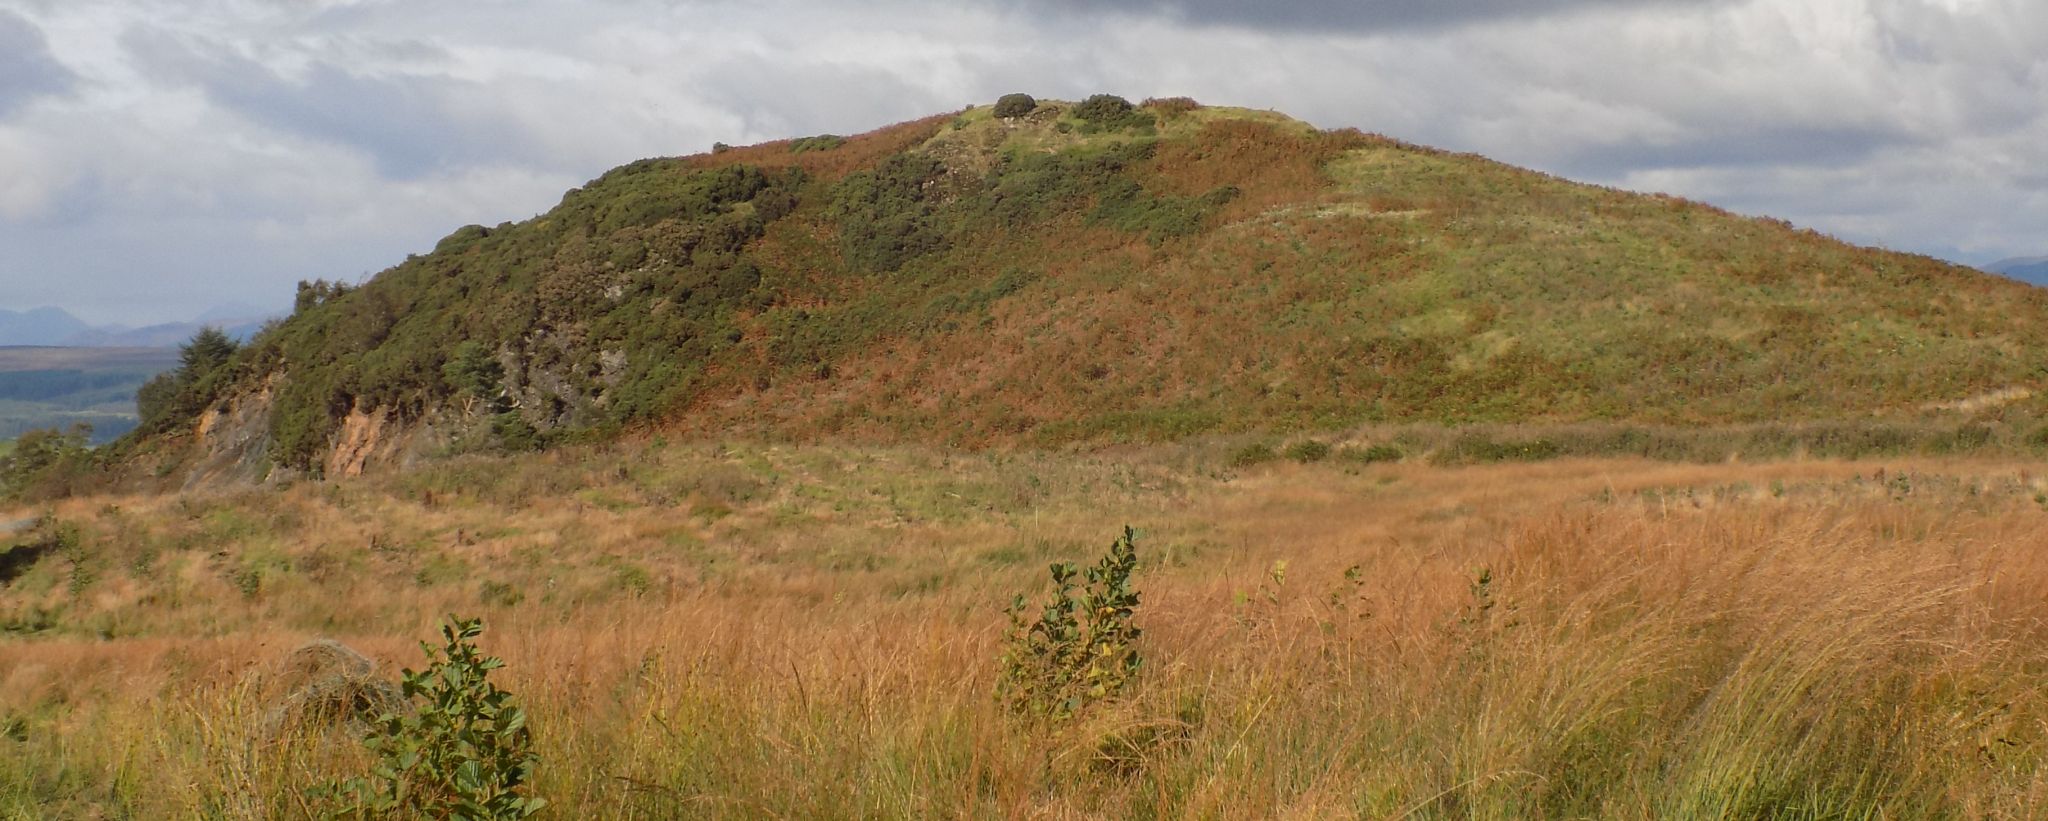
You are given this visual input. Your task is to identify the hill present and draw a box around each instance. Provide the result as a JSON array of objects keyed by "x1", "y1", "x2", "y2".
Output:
[
  {"x1": 1988, "y1": 256, "x2": 2048, "y2": 286},
  {"x1": 108, "y1": 95, "x2": 2048, "y2": 480},
  {"x1": 0, "y1": 307, "x2": 90, "y2": 346}
]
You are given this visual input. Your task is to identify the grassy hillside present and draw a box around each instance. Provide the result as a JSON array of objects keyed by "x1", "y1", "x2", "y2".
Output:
[
  {"x1": 125, "y1": 96, "x2": 2048, "y2": 476},
  {"x1": 0, "y1": 347, "x2": 180, "y2": 443},
  {"x1": 10, "y1": 443, "x2": 2048, "y2": 816}
]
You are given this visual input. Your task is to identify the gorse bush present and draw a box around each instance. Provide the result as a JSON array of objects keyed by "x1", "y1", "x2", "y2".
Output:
[
  {"x1": 993, "y1": 93, "x2": 1037, "y2": 119},
  {"x1": 1072, "y1": 94, "x2": 1156, "y2": 133},
  {"x1": 1141, "y1": 96, "x2": 1202, "y2": 117},
  {"x1": 1283, "y1": 439, "x2": 1331, "y2": 463},
  {"x1": 829, "y1": 153, "x2": 949, "y2": 273},
  {"x1": 999, "y1": 526, "x2": 1144, "y2": 720},
  {"x1": 788, "y1": 134, "x2": 845, "y2": 154},
  {"x1": 321, "y1": 617, "x2": 545, "y2": 820},
  {"x1": 1227, "y1": 442, "x2": 1277, "y2": 468},
  {"x1": 1337, "y1": 443, "x2": 1403, "y2": 464},
  {"x1": 1071, "y1": 94, "x2": 1130, "y2": 122}
]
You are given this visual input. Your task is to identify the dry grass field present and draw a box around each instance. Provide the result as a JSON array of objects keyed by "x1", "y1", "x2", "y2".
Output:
[{"x1": 7, "y1": 440, "x2": 2048, "y2": 817}]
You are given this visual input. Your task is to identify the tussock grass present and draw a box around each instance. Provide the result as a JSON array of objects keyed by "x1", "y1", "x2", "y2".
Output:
[{"x1": 8, "y1": 444, "x2": 2048, "y2": 817}]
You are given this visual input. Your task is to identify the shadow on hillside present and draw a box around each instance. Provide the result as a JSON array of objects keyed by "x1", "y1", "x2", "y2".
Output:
[{"x1": 0, "y1": 523, "x2": 56, "y2": 585}]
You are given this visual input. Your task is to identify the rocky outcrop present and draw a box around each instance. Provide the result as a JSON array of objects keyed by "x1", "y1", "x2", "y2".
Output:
[
  {"x1": 325, "y1": 403, "x2": 394, "y2": 479},
  {"x1": 183, "y1": 378, "x2": 281, "y2": 489}
]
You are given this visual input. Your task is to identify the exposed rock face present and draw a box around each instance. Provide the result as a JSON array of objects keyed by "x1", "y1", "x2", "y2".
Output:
[
  {"x1": 168, "y1": 378, "x2": 453, "y2": 489},
  {"x1": 183, "y1": 378, "x2": 281, "y2": 489},
  {"x1": 326, "y1": 403, "x2": 394, "y2": 479}
]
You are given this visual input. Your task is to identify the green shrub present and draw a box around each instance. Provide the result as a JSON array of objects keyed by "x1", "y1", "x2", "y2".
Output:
[
  {"x1": 1283, "y1": 439, "x2": 1331, "y2": 463},
  {"x1": 1226, "y1": 442, "x2": 1277, "y2": 468},
  {"x1": 132, "y1": 326, "x2": 246, "y2": 436},
  {"x1": 788, "y1": 134, "x2": 845, "y2": 154},
  {"x1": 830, "y1": 153, "x2": 949, "y2": 272},
  {"x1": 2027, "y1": 424, "x2": 2048, "y2": 451},
  {"x1": 1441, "y1": 433, "x2": 1564, "y2": 464},
  {"x1": 993, "y1": 93, "x2": 1037, "y2": 119},
  {"x1": 1072, "y1": 94, "x2": 1134, "y2": 122},
  {"x1": 1141, "y1": 96, "x2": 1202, "y2": 117},
  {"x1": 999, "y1": 527, "x2": 1144, "y2": 720},
  {"x1": 1337, "y1": 443, "x2": 1404, "y2": 464},
  {"x1": 1924, "y1": 423, "x2": 1993, "y2": 455},
  {"x1": 1072, "y1": 94, "x2": 1155, "y2": 133},
  {"x1": 478, "y1": 580, "x2": 524, "y2": 607},
  {"x1": 0, "y1": 424, "x2": 93, "y2": 500},
  {"x1": 442, "y1": 342, "x2": 505, "y2": 404},
  {"x1": 320, "y1": 617, "x2": 545, "y2": 820},
  {"x1": 1091, "y1": 180, "x2": 1239, "y2": 244}
]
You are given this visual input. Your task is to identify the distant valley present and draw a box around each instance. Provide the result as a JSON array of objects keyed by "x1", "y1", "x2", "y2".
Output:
[
  {"x1": 0, "y1": 346, "x2": 181, "y2": 443},
  {"x1": 0, "y1": 305, "x2": 274, "y2": 443}
]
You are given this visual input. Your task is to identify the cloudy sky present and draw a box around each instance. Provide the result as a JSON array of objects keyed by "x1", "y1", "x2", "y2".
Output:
[{"x1": 0, "y1": 0, "x2": 2042, "y2": 325}]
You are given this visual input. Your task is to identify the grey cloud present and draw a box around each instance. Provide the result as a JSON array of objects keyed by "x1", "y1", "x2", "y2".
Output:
[
  {"x1": 1006, "y1": 0, "x2": 1740, "y2": 33},
  {"x1": 1554, "y1": 123, "x2": 1923, "y2": 180},
  {"x1": 0, "y1": 10, "x2": 76, "y2": 117},
  {"x1": 695, "y1": 54, "x2": 957, "y2": 143},
  {"x1": 122, "y1": 30, "x2": 547, "y2": 179}
]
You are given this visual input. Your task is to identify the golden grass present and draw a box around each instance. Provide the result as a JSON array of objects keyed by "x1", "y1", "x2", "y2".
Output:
[{"x1": 8, "y1": 444, "x2": 2048, "y2": 817}]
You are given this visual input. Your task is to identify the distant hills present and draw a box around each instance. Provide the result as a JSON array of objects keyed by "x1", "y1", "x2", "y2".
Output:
[
  {"x1": 0, "y1": 306, "x2": 275, "y2": 348},
  {"x1": 105, "y1": 95, "x2": 2048, "y2": 479},
  {"x1": 0, "y1": 307, "x2": 91, "y2": 346},
  {"x1": 1986, "y1": 257, "x2": 2048, "y2": 286}
]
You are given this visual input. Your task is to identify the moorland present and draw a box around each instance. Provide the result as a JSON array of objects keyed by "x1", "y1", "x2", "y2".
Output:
[{"x1": 7, "y1": 95, "x2": 2048, "y2": 819}]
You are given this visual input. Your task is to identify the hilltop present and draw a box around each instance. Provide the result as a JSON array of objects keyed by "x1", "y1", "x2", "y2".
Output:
[{"x1": 99, "y1": 95, "x2": 2048, "y2": 482}]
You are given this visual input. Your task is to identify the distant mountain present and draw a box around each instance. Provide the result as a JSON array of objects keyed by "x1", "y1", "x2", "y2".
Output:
[
  {"x1": 0, "y1": 307, "x2": 91, "y2": 346},
  {"x1": 1987, "y1": 257, "x2": 2048, "y2": 286},
  {"x1": 59, "y1": 317, "x2": 271, "y2": 348},
  {"x1": 0, "y1": 303, "x2": 278, "y2": 349}
]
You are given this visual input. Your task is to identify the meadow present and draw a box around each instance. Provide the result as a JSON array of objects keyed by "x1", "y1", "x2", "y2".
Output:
[{"x1": 7, "y1": 437, "x2": 2048, "y2": 818}]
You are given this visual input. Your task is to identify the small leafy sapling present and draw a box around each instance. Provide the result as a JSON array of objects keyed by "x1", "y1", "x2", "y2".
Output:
[
  {"x1": 999, "y1": 526, "x2": 1144, "y2": 720},
  {"x1": 320, "y1": 616, "x2": 545, "y2": 820}
]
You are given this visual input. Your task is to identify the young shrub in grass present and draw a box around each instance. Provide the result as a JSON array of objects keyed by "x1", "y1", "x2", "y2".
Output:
[
  {"x1": 1141, "y1": 96, "x2": 1202, "y2": 118},
  {"x1": 320, "y1": 616, "x2": 544, "y2": 820},
  {"x1": 1337, "y1": 443, "x2": 1403, "y2": 464},
  {"x1": 1283, "y1": 439, "x2": 1331, "y2": 463},
  {"x1": 999, "y1": 526, "x2": 1143, "y2": 720},
  {"x1": 1226, "y1": 442, "x2": 1277, "y2": 468}
]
